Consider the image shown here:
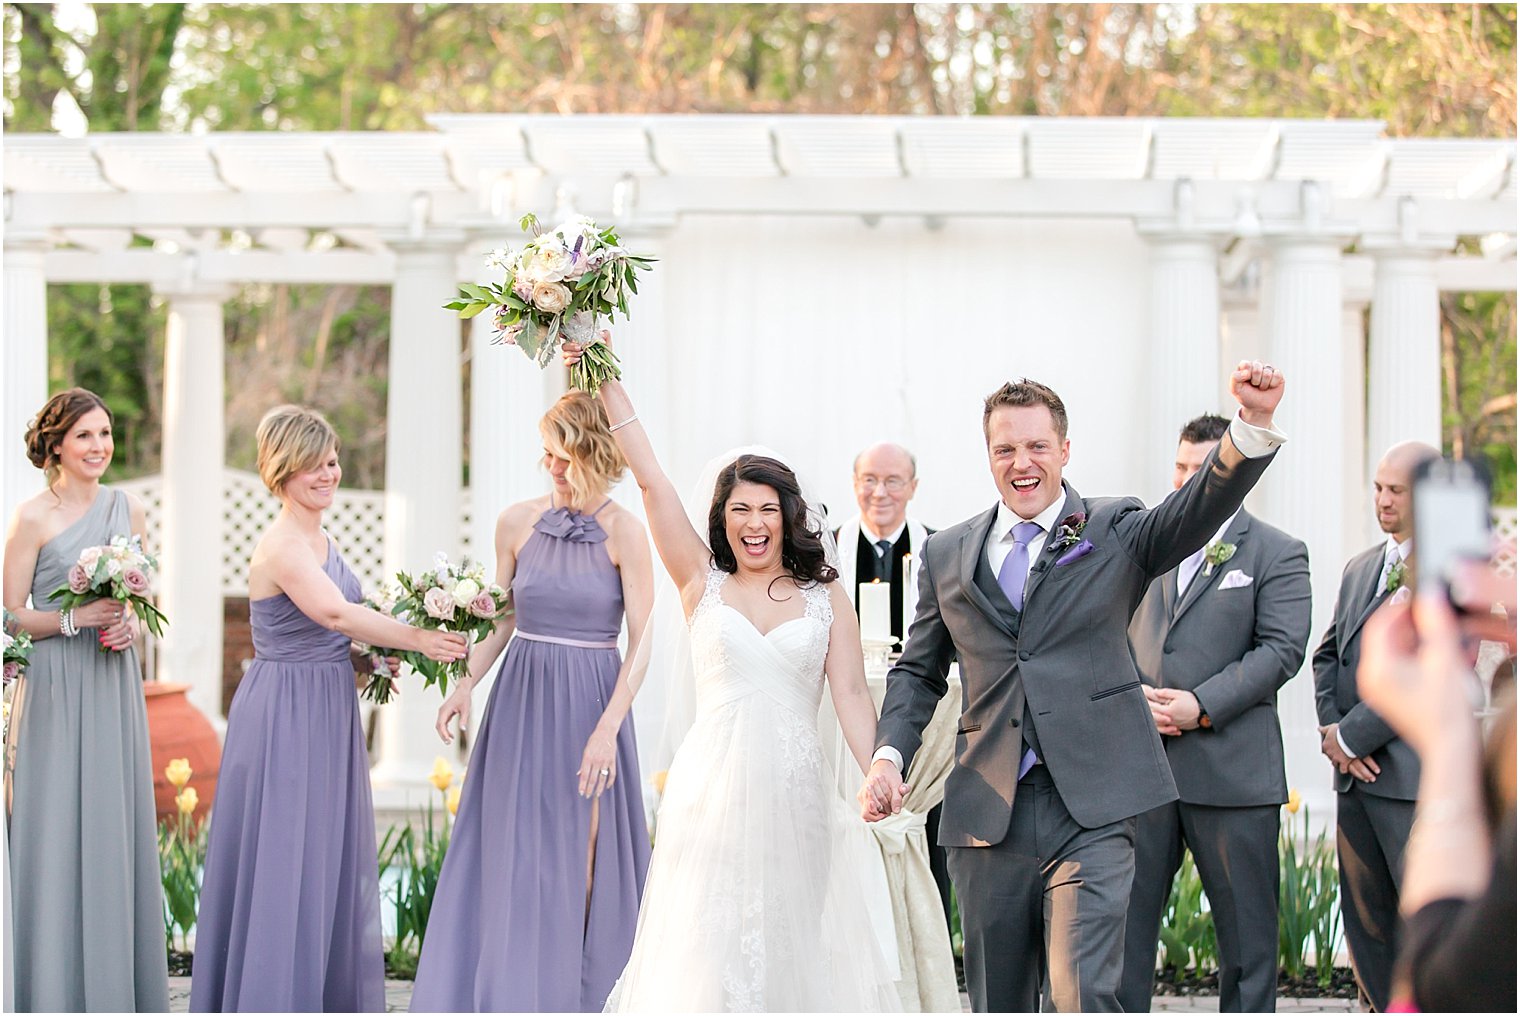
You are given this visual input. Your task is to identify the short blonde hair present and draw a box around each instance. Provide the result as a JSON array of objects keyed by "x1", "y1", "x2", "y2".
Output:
[
  {"x1": 257, "y1": 405, "x2": 339, "y2": 494},
  {"x1": 540, "y1": 392, "x2": 625, "y2": 508}
]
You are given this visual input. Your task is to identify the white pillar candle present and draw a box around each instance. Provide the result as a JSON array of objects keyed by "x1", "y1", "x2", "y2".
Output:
[
  {"x1": 900, "y1": 553, "x2": 914, "y2": 639},
  {"x1": 859, "y1": 580, "x2": 891, "y2": 641}
]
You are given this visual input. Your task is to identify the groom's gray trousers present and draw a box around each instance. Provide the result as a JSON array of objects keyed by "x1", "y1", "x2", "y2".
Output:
[{"x1": 951, "y1": 765, "x2": 1137, "y2": 1013}]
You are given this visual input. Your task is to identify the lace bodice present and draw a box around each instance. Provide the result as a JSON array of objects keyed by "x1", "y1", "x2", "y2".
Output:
[{"x1": 688, "y1": 567, "x2": 832, "y2": 717}]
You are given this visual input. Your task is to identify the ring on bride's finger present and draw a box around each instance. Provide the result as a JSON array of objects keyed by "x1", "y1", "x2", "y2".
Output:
[{"x1": 599, "y1": 768, "x2": 610, "y2": 776}]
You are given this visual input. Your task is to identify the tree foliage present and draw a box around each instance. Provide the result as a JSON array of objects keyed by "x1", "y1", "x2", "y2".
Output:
[{"x1": 3, "y1": 3, "x2": 1515, "y2": 493}]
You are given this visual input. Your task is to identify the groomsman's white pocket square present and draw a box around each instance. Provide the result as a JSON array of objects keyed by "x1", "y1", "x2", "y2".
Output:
[{"x1": 1218, "y1": 570, "x2": 1254, "y2": 590}]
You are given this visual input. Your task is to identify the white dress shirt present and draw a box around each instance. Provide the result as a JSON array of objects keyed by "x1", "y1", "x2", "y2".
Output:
[
  {"x1": 1177, "y1": 510, "x2": 1241, "y2": 597},
  {"x1": 861, "y1": 521, "x2": 908, "y2": 558},
  {"x1": 871, "y1": 412, "x2": 1287, "y2": 776}
]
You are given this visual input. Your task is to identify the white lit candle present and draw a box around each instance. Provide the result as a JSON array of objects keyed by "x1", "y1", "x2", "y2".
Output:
[
  {"x1": 859, "y1": 580, "x2": 891, "y2": 642},
  {"x1": 901, "y1": 553, "x2": 913, "y2": 638}
]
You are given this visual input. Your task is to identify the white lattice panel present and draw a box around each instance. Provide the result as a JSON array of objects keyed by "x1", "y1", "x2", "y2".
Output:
[{"x1": 116, "y1": 471, "x2": 473, "y2": 595}]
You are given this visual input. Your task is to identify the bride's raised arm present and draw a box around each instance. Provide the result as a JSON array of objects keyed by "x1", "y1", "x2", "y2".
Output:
[{"x1": 564, "y1": 337, "x2": 710, "y2": 605}]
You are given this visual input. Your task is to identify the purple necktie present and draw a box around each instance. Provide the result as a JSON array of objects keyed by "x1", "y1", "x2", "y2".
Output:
[
  {"x1": 998, "y1": 520, "x2": 1044, "y2": 780},
  {"x1": 997, "y1": 521, "x2": 1043, "y2": 611}
]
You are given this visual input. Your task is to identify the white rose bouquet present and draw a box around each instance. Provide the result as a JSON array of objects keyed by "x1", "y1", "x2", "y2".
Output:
[
  {"x1": 446, "y1": 214, "x2": 655, "y2": 394},
  {"x1": 49, "y1": 534, "x2": 167, "y2": 649},
  {"x1": 359, "y1": 554, "x2": 509, "y2": 703}
]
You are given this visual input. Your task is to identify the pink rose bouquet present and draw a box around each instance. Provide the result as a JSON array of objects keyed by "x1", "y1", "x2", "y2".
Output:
[
  {"x1": 357, "y1": 555, "x2": 509, "y2": 704},
  {"x1": 446, "y1": 214, "x2": 655, "y2": 394},
  {"x1": 3, "y1": 610, "x2": 32, "y2": 685},
  {"x1": 49, "y1": 535, "x2": 167, "y2": 649}
]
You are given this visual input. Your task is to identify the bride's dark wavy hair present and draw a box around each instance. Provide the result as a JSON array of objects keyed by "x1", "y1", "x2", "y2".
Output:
[{"x1": 707, "y1": 454, "x2": 838, "y2": 590}]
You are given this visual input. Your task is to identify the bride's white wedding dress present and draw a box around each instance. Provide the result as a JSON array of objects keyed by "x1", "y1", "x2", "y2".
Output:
[{"x1": 605, "y1": 567, "x2": 901, "y2": 1012}]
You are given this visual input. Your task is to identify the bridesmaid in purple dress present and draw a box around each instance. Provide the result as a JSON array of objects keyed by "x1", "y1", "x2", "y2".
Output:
[
  {"x1": 410, "y1": 392, "x2": 653, "y2": 1012},
  {"x1": 190, "y1": 406, "x2": 467, "y2": 1013}
]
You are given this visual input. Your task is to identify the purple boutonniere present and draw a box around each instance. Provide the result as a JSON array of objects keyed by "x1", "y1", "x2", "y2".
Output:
[{"x1": 1052, "y1": 511, "x2": 1093, "y2": 567}]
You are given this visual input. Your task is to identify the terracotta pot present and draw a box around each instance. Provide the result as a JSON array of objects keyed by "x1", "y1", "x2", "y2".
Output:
[{"x1": 144, "y1": 682, "x2": 221, "y2": 825}]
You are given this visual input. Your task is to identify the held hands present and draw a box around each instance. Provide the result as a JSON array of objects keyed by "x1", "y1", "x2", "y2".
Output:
[
  {"x1": 577, "y1": 724, "x2": 619, "y2": 799},
  {"x1": 435, "y1": 681, "x2": 472, "y2": 744},
  {"x1": 98, "y1": 612, "x2": 140, "y2": 652},
  {"x1": 73, "y1": 597, "x2": 125, "y2": 630},
  {"x1": 1319, "y1": 722, "x2": 1380, "y2": 783},
  {"x1": 1229, "y1": 360, "x2": 1285, "y2": 428},
  {"x1": 1143, "y1": 685, "x2": 1201, "y2": 735},
  {"x1": 858, "y1": 759, "x2": 910, "y2": 822}
]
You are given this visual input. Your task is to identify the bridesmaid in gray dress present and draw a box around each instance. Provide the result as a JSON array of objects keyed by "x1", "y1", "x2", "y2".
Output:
[
  {"x1": 2, "y1": 388, "x2": 168, "y2": 1012},
  {"x1": 410, "y1": 392, "x2": 653, "y2": 1012},
  {"x1": 190, "y1": 405, "x2": 468, "y2": 1012}
]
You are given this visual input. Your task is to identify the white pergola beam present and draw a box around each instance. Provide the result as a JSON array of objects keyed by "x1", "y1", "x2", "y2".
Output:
[{"x1": 44, "y1": 249, "x2": 397, "y2": 285}]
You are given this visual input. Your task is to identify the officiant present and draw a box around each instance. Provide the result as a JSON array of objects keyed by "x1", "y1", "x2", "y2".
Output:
[{"x1": 837, "y1": 442, "x2": 951, "y2": 927}]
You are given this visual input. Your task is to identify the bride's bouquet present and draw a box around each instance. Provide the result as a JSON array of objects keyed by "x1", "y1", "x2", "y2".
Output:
[
  {"x1": 49, "y1": 535, "x2": 168, "y2": 647},
  {"x1": 357, "y1": 554, "x2": 509, "y2": 704},
  {"x1": 446, "y1": 214, "x2": 655, "y2": 394}
]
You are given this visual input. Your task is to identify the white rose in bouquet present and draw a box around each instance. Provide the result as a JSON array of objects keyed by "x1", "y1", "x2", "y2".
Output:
[
  {"x1": 532, "y1": 282, "x2": 572, "y2": 314},
  {"x1": 451, "y1": 577, "x2": 481, "y2": 609},
  {"x1": 523, "y1": 245, "x2": 573, "y2": 284},
  {"x1": 79, "y1": 546, "x2": 103, "y2": 574}
]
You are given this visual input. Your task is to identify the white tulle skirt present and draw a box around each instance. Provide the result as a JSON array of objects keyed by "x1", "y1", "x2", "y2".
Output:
[{"x1": 605, "y1": 688, "x2": 901, "y2": 1013}]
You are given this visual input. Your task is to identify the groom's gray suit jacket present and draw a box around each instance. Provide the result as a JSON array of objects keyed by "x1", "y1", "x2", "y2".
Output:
[{"x1": 876, "y1": 439, "x2": 1276, "y2": 846}]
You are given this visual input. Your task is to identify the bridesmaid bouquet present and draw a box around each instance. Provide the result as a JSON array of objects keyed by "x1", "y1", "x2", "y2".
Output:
[
  {"x1": 358, "y1": 555, "x2": 509, "y2": 703},
  {"x1": 445, "y1": 214, "x2": 655, "y2": 394},
  {"x1": 2, "y1": 610, "x2": 32, "y2": 685},
  {"x1": 357, "y1": 583, "x2": 404, "y2": 705},
  {"x1": 49, "y1": 535, "x2": 168, "y2": 645}
]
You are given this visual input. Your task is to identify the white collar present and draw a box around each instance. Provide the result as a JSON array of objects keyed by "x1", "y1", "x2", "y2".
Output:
[
  {"x1": 860, "y1": 520, "x2": 908, "y2": 546},
  {"x1": 995, "y1": 491, "x2": 1069, "y2": 542},
  {"x1": 1383, "y1": 535, "x2": 1412, "y2": 562}
]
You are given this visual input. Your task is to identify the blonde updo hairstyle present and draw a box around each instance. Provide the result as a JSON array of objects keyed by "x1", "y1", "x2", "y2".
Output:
[
  {"x1": 25, "y1": 388, "x2": 113, "y2": 487},
  {"x1": 257, "y1": 405, "x2": 340, "y2": 495},
  {"x1": 539, "y1": 391, "x2": 626, "y2": 508}
]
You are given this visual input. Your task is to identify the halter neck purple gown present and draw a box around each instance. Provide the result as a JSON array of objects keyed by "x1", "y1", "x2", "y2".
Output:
[
  {"x1": 191, "y1": 538, "x2": 383, "y2": 1012},
  {"x1": 410, "y1": 503, "x2": 650, "y2": 1012}
]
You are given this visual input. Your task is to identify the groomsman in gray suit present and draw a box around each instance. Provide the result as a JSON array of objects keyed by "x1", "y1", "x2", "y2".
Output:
[
  {"x1": 1313, "y1": 440, "x2": 1439, "y2": 1012},
  {"x1": 1118, "y1": 413, "x2": 1312, "y2": 1013},
  {"x1": 861, "y1": 362, "x2": 1287, "y2": 1012}
]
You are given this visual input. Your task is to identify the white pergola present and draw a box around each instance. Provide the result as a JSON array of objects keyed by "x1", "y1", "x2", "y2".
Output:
[{"x1": 4, "y1": 114, "x2": 1515, "y2": 811}]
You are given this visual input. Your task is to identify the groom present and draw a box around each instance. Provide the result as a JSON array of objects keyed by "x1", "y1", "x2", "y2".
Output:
[{"x1": 861, "y1": 361, "x2": 1286, "y2": 1012}]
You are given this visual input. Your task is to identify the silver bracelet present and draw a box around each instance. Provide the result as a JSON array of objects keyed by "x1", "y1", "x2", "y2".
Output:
[
  {"x1": 59, "y1": 608, "x2": 78, "y2": 638},
  {"x1": 608, "y1": 413, "x2": 639, "y2": 433}
]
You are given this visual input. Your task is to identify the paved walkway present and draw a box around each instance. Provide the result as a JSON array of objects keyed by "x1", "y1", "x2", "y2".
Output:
[{"x1": 166, "y1": 977, "x2": 1362, "y2": 1012}]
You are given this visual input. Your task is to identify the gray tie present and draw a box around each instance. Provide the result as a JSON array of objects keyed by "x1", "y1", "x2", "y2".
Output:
[{"x1": 874, "y1": 539, "x2": 894, "y2": 581}]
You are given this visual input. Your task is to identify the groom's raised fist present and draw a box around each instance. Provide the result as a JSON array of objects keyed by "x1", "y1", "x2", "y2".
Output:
[{"x1": 1230, "y1": 359, "x2": 1285, "y2": 427}]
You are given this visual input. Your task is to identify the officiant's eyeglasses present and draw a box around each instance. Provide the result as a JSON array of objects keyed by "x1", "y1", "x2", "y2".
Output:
[{"x1": 855, "y1": 475, "x2": 909, "y2": 493}]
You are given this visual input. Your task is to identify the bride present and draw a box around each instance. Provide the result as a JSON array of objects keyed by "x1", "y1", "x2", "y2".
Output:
[{"x1": 563, "y1": 339, "x2": 900, "y2": 1012}]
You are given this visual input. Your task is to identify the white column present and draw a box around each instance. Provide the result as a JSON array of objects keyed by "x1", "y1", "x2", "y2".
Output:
[
  {"x1": 3, "y1": 233, "x2": 50, "y2": 527},
  {"x1": 1258, "y1": 236, "x2": 1347, "y2": 827},
  {"x1": 1366, "y1": 245, "x2": 1445, "y2": 470},
  {"x1": 156, "y1": 281, "x2": 232, "y2": 719},
  {"x1": 1142, "y1": 233, "x2": 1221, "y2": 504},
  {"x1": 372, "y1": 233, "x2": 466, "y2": 802}
]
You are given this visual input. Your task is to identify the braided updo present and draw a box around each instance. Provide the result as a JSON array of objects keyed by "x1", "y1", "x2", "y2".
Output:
[{"x1": 24, "y1": 388, "x2": 113, "y2": 485}]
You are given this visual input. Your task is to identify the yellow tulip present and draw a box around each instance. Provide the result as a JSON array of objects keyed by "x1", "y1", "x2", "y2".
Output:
[
  {"x1": 446, "y1": 785, "x2": 462, "y2": 816},
  {"x1": 428, "y1": 756, "x2": 454, "y2": 792},
  {"x1": 653, "y1": 770, "x2": 668, "y2": 796},
  {"x1": 176, "y1": 786, "x2": 199, "y2": 815},
  {"x1": 165, "y1": 757, "x2": 193, "y2": 790},
  {"x1": 1286, "y1": 788, "x2": 1302, "y2": 814}
]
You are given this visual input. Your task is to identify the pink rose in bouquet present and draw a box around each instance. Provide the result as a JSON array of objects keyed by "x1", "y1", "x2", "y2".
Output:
[
  {"x1": 122, "y1": 568, "x2": 150, "y2": 595},
  {"x1": 68, "y1": 564, "x2": 91, "y2": 594},
  {"x1": 423, "y1": 587, "x2": 457, "y2": 621},
  {"x1": 468, "y1": 592, "x2": 499, "y2": 620}
]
